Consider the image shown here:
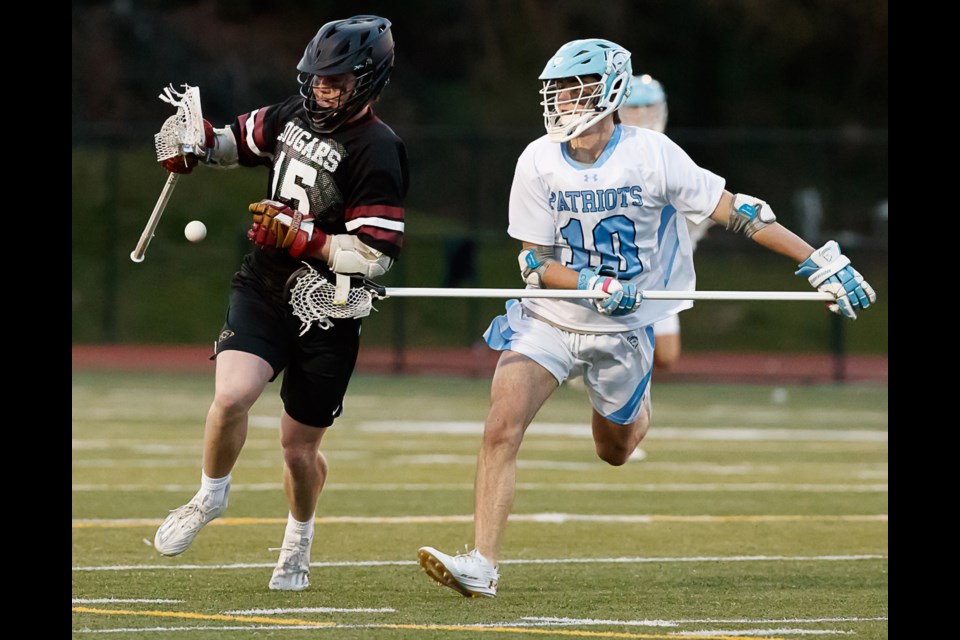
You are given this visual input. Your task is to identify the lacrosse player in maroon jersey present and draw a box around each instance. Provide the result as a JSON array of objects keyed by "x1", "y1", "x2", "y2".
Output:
[{"x1": 152, "y1": 15, "x2": 408, "y2": 592}]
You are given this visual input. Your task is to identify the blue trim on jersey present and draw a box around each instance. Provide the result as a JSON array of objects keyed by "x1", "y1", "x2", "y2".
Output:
[
  {"x1": 657, "y1": 205, "x2": 681, "y2": 287},
  {"x1": 606, "y1": 325, "x2": 656, "y2": 425},
  {"x1": 483, "y1": 299, "x2": 518, "y2": 351},
  {"x1": 657, "y1": 205, "x2": 677, "y2": 246},
  {"x1": 561, "y1": 125, "x2": 623, "y2": 169}
]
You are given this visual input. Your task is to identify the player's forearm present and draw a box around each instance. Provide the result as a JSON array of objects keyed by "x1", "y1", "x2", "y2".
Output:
[
  {"x1": 540, "y1": 262, "x2": 581, "y2": 289},
  {"x1": 749, "y1": 224, "x2": 814, "y2": 263},
  {"x1": 709, "y1": 189, "x2": 814, "y2": 263}
]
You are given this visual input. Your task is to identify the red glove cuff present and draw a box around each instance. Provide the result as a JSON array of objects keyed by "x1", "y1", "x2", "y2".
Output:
[
  {"x1": 202, "y1": 119, "x2": 215, "y2": 149},
  {"x1": 289, "y1": 229, "x2": 328, "y2": 259},
  {"x1": 161, "y1": 154, "x2": 198, "y2": 174}
]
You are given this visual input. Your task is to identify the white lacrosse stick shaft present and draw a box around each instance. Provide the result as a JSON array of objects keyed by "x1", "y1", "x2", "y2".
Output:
[
  {"x1": 130, "y1": 173, "x2": 179, "y2": 263},
  {"x1": 380, "y1": 287, "x2": 835, "y2": 301},
  {"x1": 131, "y1": 84, "x2": 204, "y2": 264}
]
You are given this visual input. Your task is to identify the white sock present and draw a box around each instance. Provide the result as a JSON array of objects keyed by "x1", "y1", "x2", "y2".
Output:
[
  {"x1": 285, "y1": 512, "x2": 315, "y2": 541},
  {"x1": 197, "y1": 470, "x2": 231, "y2": 509}
]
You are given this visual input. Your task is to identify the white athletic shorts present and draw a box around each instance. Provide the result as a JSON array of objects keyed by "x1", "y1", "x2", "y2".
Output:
[
  {"x1": 652, "y1": 314, "x2": 680, "y2": 336},
  {"x1": 483, "y1": 299, "x2": 654, "y2": 425}
]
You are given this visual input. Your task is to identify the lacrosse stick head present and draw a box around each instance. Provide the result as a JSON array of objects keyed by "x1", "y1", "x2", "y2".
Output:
[
  {"x1": 154, "y1": 84, "x2": 205, "y2": 161},
  {"x1": 285, "y1": 263, "x2": 378, "y2": 334}
]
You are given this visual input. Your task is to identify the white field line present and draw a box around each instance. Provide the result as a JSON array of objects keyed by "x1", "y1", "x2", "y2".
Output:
[
  {"x1": 72, "y1": 423, "x2": 888, "y2": 448},
  {"x1": 679, "y1": 630, "x2": 850, "y2": 636},
  {"x1": 223, "y1": 607, "x2": 395, "y2": 614},
  {"x1": 70, "y1": 618, "x2": 886, "y2": 636},
  {"x1": 73, "y1": 513, "x2": 888, "y2": 528},
  {"x1": 72, "y1": 458, "x2": 281, "y2": 468},
  {"x1": 523, "y1": 616, "x2": 886, "y2": 626},
  {"x1": 66, "y1": 624, "x2": 853, "y2": 637},
  {"x1": 72, "y1": 554, "x2": 885, "y2": 572},
  {"x1": 354, "y1": 422, "x2": 887, "y2": 442},
  {"x1": 70, "y1": 610, "x2": 887, "y2": 638},
  {"x1": 71, "y1": 456, "x2": 887, "y2": 476},
  {"x1": 72, "y1": 599, "x2": 182, "y2": 604},
  {"x1": 71, "y1": 481, "x2": 888, "y2": 492}
]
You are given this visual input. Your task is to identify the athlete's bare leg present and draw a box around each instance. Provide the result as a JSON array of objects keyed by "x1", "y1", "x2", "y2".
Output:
[
  {"x1": 653, "y1": 332, "x2": 681, "y2": 371},
  {"x1": 591, "y1": 402, "x2": 650, "y2": 466},
  {"x1": 474, "y1": 351, "x2": 558, "y2": 563},
  {"x1": 203, "y1": 350, "x2": 274, "y2": 477},
  {"x1": 278, "y1": 411, "x2": 329, "y2": 522}
]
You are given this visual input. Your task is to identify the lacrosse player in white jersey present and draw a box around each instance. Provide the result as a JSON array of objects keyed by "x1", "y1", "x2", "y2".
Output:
[
  {"x1": 619, "y1": 73, "x2": 712, "y2": 371},
  {"x1": 417, "y1": 38, "x2": 876, "y2": 598}
]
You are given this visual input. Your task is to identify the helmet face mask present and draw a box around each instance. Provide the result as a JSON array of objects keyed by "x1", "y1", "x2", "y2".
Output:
[
  {"x1": 541, "y1": 75, "x2": 605, "y2": 134},
  {"x1": 538, "y1": 39, "x2": 632, "y2": 143},
  {"x1": 297, "y1": 15, "x2": 395, "y2": 133}
]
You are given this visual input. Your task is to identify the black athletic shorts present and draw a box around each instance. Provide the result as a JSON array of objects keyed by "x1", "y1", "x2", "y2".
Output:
[{"x1": 211, "y1": 280, "x2": 361, "y2": 428}]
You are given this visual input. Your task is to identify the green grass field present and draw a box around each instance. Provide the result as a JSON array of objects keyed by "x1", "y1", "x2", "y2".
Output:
[{"x1": 72, "y1": 371, "x2": 888, "y2": 639}]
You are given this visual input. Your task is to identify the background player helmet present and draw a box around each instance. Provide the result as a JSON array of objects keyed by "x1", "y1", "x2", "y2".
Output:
[
  {"x1": 620, "y1": 74, "x2": 668, "y2": 133},
  {"x1": 297, "y1": 15, "x2": 395, "y2": 133},
  {"x1": 538, "y1": 38, "x2": 632, "y2": 142}
]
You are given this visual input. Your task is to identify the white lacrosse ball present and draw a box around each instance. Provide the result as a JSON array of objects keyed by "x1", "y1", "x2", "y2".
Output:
[{"x1": 184, "y1": 220, "x2": 207, "y2": 243}]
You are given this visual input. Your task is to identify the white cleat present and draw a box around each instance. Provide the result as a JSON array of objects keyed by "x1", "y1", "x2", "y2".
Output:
[
  {"x1": 417, "y1": 546, "x2": 499, "y2": 598},
  {"x1": 154, "y1": 491, "x2": 228, "y2": 557},
  {"x1": 269, "y1": 531, "x2": 313, "y2": 591}
]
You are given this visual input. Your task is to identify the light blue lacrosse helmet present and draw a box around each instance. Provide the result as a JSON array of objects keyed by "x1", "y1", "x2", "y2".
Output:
[
  {"x1": 538, "y1": 38, "x2": 632, "y2": 142},
  {"x1": 620, "y1": 74, "x2": 668, "y2": 133}
]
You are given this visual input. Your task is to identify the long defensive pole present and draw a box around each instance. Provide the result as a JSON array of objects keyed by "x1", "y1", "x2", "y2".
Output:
[{"x1": 379, "y1": 287, "x2": 834, "y2": 302}]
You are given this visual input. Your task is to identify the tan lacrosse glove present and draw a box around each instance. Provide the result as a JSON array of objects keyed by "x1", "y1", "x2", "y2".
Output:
[
  {"x1": 248, "y1": 200, "x2": 304, "y2": 249},
  {"x1": 247, "y1": 199, "x2": 326, "y2": 258}
]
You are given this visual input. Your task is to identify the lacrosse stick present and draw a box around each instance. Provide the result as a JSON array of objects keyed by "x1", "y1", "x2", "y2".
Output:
[
  {"x1": 369, "y1": 288, "x2": 834, "y2": 301},
  {"x1": 130, "y1": 84, "x2": 206, "y2": 263},
  {"x1": 284, "y1": 262, "x2": 833, "y2": 334}
]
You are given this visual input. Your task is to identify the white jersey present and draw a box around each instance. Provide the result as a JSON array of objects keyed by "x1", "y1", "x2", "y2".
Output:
[{"x1": 508, "y1": 124, "x2": 725, "y2": 333}]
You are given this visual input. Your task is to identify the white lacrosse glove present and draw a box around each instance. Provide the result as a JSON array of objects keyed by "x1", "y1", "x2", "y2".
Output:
[
  {"x1": 577, "y1": 265, "x2": 640, "y2": 316},
  {"x1": 795, "y1": 240, "x2": 876, "y2": 320}
]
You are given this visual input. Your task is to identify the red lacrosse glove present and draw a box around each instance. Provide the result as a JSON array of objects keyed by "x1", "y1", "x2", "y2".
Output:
[
  {"x1": 159, "y1": 119, "x2": 215, "y2": 174},
  {"x1": 247, "y1": 221, "x2": 278, "y2": 249}
]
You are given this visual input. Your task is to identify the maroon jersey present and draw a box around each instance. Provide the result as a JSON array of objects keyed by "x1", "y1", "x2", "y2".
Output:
[{"x1": 229, "y1": 96, "x2": 408, "y2": 297}]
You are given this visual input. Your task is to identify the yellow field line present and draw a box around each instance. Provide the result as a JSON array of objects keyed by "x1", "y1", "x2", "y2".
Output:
[
  {"x1": 71, "y1": 606, "x2": 332, "y2": 626},
  {"x1": 72, "y1": 607, "x2": 782, "y2": 639}
]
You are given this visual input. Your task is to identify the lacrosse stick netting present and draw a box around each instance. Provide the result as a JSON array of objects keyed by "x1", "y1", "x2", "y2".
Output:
[
  {"x1": 154, "y1": 84, "x2": 206, "y2": 161},
  {"x1": 130, "y1": 84, "x2": 207, "y2": 263},
  {"x1": 287, "y1": 264, "x2": 377, "y2": 334}
]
